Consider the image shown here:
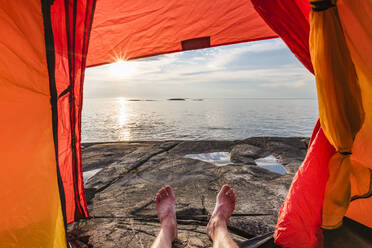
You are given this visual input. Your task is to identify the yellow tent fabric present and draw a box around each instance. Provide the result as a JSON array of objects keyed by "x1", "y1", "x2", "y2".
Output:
[
  {"x1": 309, "y1": 0, "x2": 369, "y2": 229},
  {"x1": 0, "y1": 1, "x2": 66, "y2": 247}
]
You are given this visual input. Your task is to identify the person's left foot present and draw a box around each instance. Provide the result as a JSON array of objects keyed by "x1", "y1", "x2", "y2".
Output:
[
  {"x1": 206, "y1": 184, "x2": 236, "y2": 240},
  {"x1": 155, "y1": 185, "x2": 177, "y2": 242}
]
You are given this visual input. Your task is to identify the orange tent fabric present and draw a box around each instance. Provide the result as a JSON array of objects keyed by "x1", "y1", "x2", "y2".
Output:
[
  {"x1": 338, "y1": 0, "x2": 372, "y2": 228},
  {"x1": 0, "y1": 1, "x2": 66, "y2": 247},
  {"x1": 87, "y1": 0, "x2": 278, "y2": 66}
]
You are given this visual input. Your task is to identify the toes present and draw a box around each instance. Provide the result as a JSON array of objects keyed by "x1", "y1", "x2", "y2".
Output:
[
  {"x1": 164, "y1": 186, "x2": 170, "y2": 196},
  {"x1": 160, "y1": 189, "x2": 167, "y2": 198},
  {"x1": 156, "y1": 189, "x2": 163, "y2": 200},
  {"x1": 165, "y1": 185, "x2": 175, "y2": 199},
  {"x1": 155, "y1": 192, "x2": 162, "y2": 204},
  {"x1": 227, "y1": 188, "x2": 236, "y2": 200},
  {"x1": 156, "y1": 187, "x2": 167, "y2": 202},
  {"x1": 225, "y1": 188, "x2": 236, "y2": 212},
  {"x1": 219, "y1": 184, "x2": 231, "y2": 196},
  {"x1": 156, "y1": 186, "x2": 175, "y2": 203}
]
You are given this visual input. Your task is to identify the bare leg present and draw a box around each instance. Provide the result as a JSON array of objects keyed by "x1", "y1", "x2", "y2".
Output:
[
  {"x1": 207, "y1": 184, "x2": 239, "y2": 248},
  {"x1": 151, "y1": 186, "x2": 177, "y2": 248}
]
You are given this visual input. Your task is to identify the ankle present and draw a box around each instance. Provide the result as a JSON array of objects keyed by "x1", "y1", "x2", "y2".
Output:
[
  {"x1": 207, "y1": 215, "x2": 228, "y2": 240},
  {"x1": 160, "y1": 217, "x2": 177, "y2": 241},
  {"x1": 158, "y1": 228, "x2": 175, "y2": 245}
]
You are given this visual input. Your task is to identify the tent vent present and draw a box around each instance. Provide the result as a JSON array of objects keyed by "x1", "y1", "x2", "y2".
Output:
[
  {"x1": 310, "y1": 0, "x2": 335, "y2": 12},
  {"x1": 181, "y1": 37, "x2": 210, "y2": 51}
]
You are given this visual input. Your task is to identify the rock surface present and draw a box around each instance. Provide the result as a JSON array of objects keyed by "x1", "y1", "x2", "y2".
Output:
[
  {"x1": 69, "y1": 137, "x2": 309, "y2": 247},
  {"x1": 230, "y1": 144, "x2": 262, "y2": 164}
]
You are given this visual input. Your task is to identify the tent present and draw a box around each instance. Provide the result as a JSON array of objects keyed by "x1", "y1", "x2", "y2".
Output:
[{"x1": 0, "y1": 0, "x2": 371, "y2": 247}]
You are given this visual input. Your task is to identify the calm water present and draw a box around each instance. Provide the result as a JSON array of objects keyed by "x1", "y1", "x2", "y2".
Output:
[{"x1": 81, "y1": 98, "x2": 318, "y2": 142}]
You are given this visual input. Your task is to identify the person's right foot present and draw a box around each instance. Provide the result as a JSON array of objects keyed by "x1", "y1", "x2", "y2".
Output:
[{"x1": 206, "y1": 184, "x2": 236, "y2": 239}]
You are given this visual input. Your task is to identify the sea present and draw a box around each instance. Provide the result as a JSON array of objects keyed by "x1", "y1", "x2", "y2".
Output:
[{"x1": 81, "y1": 98, "x2": 318, "y2": 143}]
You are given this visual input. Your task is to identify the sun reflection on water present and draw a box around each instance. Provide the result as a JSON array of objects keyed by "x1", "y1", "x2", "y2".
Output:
[{"x1": 117, "y1": 98, "x2": 132, "y2": 140}]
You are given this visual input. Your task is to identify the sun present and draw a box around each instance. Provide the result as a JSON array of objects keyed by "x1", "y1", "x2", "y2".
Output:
[{"x1": 108, "y1": 59, "x2": 138, "y2": 79}]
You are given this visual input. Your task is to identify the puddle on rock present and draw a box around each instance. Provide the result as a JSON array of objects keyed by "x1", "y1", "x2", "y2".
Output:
[
  {"x1": 184, "y1": 152, "x2": 287, "y2": 175},
  {"x1": 184, "y1": 152, "x2": 231, "y2": 166},
  {"x1": 83, "y1": 168, "x2": 102, "y2": 184},
  {"x1": 255, "y1": 155, "x2": 287, "y2": 175}
]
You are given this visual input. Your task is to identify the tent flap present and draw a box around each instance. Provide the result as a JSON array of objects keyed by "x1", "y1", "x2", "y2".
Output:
[
  {"x1": 86, "y1": 0, "x2": 278, "y2": 66},
  {"x1": 51, "y1": 0, "x2": 96, "y2": 224},
  {"x1": 338, "y1": 0, "x2": 372, "y2": 229},
  {"x1": 0, "y1": 1, "x2": 66, "y2": 246},
  {"x1": 309, "y1": 0, "x2": 366, "y2": 229}
]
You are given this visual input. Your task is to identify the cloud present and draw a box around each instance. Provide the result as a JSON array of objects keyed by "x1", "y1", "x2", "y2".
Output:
[
  {"x1": 84, "y1": 39, "x2": 315, "y2": 99},
  {"x1": 260, "y1": 80, "x2": 307, "y2": 89},
  {"x1": 208, "y1": 39, "x2": 287, "y2": 69}
]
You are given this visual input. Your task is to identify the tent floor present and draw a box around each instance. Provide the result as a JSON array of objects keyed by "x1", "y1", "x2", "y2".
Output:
[
  {"x1": 239, "y1": 217, "x2": 372, "y2": 248},
  {"x1": 323, "y1": 217, "x2": 372, "y2": 248}
]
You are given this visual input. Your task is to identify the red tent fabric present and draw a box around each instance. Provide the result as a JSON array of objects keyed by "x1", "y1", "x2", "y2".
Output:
[
  {"x1": 86, "y1": 0, "x2": 278, "y2": 66},
  {"x1": 252, "y1": 0, "x2": 314, "y2": 74},
  {"x1": 274, "y1": 121, "x2": 336, "y2": 247},
  {"x1": 50, "y1": 0, "x2": 96, "y2": 224}
]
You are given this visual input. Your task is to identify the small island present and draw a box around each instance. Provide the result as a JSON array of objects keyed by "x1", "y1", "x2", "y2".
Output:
[{"x1": 168, "y1": 98, "x2": 186, "y2": 101}]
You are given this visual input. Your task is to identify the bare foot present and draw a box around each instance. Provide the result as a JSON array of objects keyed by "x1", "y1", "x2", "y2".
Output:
[
  {"x1": 155, "y1": 185, "x2": 177, "y2": 242},
  {"x1": 206, "y1": 184, "x2": 236, "y2": 240}
]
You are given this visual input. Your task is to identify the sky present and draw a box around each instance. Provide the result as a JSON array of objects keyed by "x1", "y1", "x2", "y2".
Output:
[{"x1": 84, "y1": 39, "x2": 316, "y2": 99}]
